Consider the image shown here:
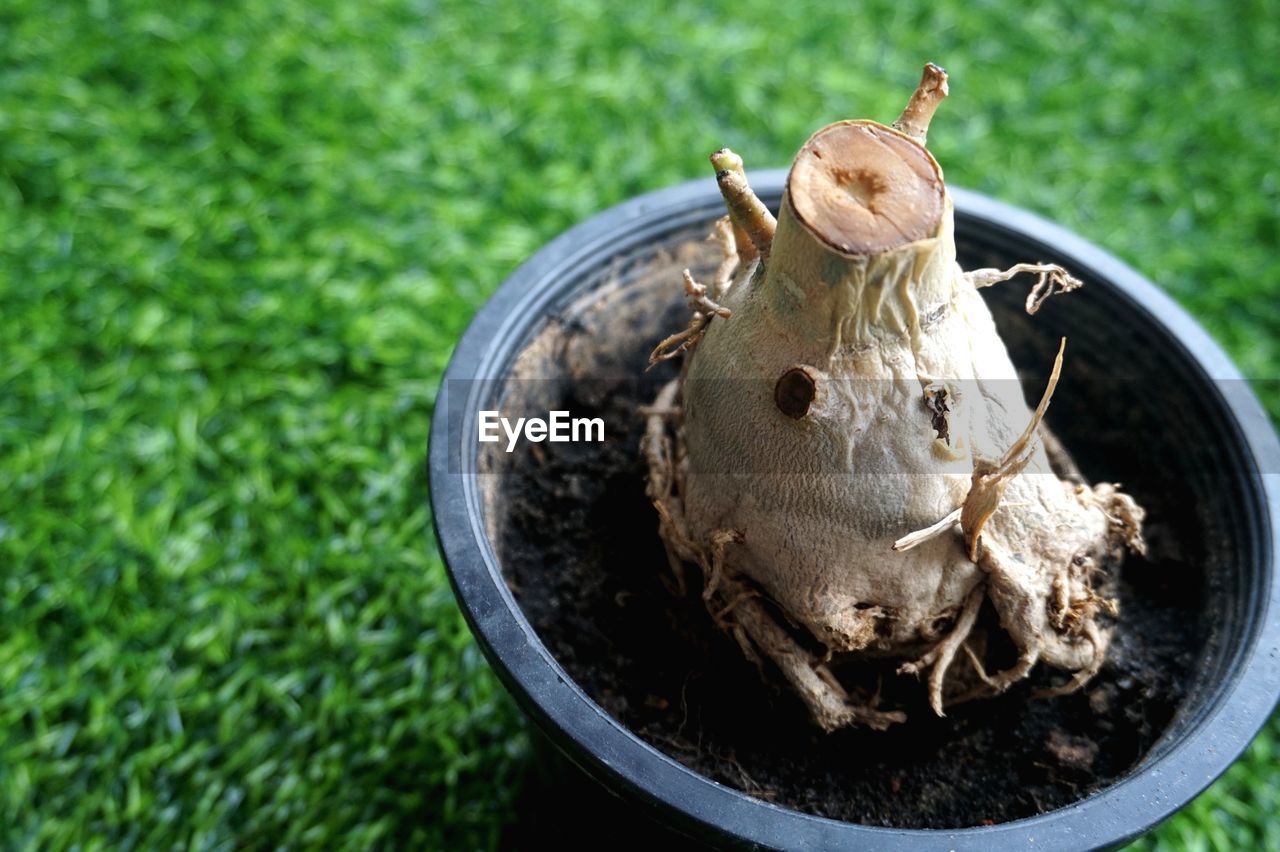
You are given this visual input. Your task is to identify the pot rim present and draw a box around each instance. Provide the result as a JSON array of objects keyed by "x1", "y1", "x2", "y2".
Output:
[{"x1": 429, "y1": 173, "x2": 1280, "y2": 850}]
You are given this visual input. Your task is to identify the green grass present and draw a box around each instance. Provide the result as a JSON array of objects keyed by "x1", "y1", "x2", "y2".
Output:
[{"x1": 1, "y1": 0, "x2": 1276, "y2": 848}]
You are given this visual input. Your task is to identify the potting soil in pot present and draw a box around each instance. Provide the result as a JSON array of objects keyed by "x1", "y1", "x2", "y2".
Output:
[{"x1": 481, "y1": 223, "x2": 1210, "y2": 828}]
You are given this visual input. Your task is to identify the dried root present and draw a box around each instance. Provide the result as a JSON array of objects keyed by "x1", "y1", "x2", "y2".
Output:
[
  {"x1": 716, "y1": 568, "x2": 906, "y2": 732},
  {"x1": 642, "y1": 378, "x2": 695, "y2": 596},
  {"x1": 965, "y1": 263, "x2": 1083, "y2": 315},
  {"x1": 1033, "y1": 621, "x2": 1108, "y2": 699},
  {"x1": 647, "y1": 270, "x2": 733, "y2": 367},
  {"x1": 898, "y1": 581, "x2": 985, "y2": 715},
  {"x1": 961, "y1": 643, "x2": 1041, "y2": 700},
  {"x1": 646, "y1": 209, "x2": 746, "y2": 368},
  {"x1": 1093, "y1": 483, "x2": 1148, "y2": 556}
]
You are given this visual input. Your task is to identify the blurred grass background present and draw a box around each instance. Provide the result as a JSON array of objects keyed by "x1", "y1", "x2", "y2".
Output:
[{"x1": 2, "y1": 0, "x2": 1277, "y2": 848}]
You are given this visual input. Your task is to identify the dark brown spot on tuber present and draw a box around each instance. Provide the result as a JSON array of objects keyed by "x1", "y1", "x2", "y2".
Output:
[
  {"x1": 775, "y1": 366, "x2": 817, "y2": 419},
  {"x1": 924, "y1": 384, "x2": 951, "y2": 444}
]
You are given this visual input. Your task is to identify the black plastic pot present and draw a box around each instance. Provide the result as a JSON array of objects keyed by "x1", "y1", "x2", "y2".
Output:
[{"x1": 429, "y1": 173, "x2": 1280, "y2": 849}]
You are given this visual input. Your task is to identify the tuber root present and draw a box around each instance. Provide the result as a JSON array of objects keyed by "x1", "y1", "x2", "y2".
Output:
[{"x1": 643, "y1": 63, "x2": 1146, "y2": 731}]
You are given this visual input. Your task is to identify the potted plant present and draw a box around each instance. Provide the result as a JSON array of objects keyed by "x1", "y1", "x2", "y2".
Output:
[{"x1": 429, "y1": 67, "x2": 1280, "y2": 849}]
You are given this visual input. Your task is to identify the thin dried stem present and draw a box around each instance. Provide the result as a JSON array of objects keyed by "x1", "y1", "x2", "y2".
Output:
[
  {"x1": 709, "y1": 150, "x2": 760, "y2": 266},
  {"x1": 895, "y1": 339, "x2": 1069, "y2": 559},
  {"x1": 707, "y1": 216, "x2": 739, "y2": 301},
  {"x1": 892, "y1": 506, "x2": 961, "y2": 552},
  {"x1": 960, "y1": 338, "x2": 1066, "y2": 559},
  {"x1": 712, "y1": 151, "x2": 776, "y2": 260},
  {"x1": 892, "y1": 62, "x2": 949, "y2": 145}
]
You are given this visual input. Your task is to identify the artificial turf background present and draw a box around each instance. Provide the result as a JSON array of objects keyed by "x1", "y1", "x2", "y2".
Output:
[{"x1": 2, "y1": 0, "x2": 1277, "y2": 848}]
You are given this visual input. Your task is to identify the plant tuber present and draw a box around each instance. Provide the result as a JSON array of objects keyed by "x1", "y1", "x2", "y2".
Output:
[{"x1": 643, "y1": 64, "x2": 1146, "y2": 731}]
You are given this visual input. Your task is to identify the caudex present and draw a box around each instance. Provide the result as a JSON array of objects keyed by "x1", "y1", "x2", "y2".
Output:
[{"x1": 643, "y1": 64, "x2": 1146, "y2": 731}]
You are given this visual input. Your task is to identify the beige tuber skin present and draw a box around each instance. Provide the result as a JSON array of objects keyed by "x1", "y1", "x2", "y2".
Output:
[{"x1": 643, "y1": 64, "x2": 1146, "y2": 731}]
